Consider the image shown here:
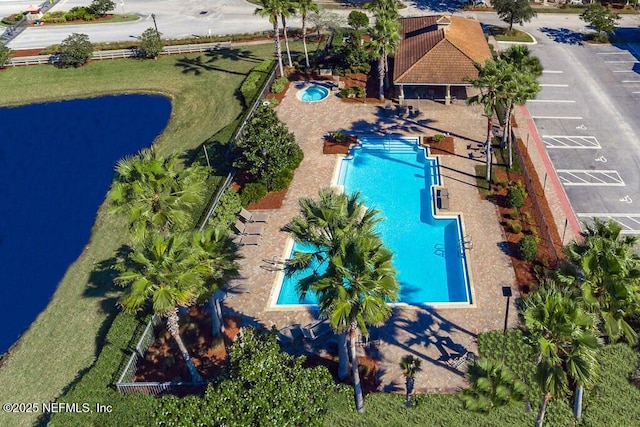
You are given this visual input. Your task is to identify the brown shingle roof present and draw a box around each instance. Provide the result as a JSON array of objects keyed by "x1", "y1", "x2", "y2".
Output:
[{"x1": 393, "y1": 15, "x2": 492, "y2": 86}]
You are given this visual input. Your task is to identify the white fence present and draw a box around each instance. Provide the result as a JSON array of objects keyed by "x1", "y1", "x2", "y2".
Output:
[{"x1": 7, "y1": 42, "x2": 232, "y2": 67}]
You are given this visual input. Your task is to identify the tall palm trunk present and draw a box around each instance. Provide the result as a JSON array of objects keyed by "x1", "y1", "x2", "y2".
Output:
[
  {"x1": 378, "y1": 55, "x2": 385, "y2": 100},
  {"x1": 384, "y1": 53, "x2": 390, "y2": 90},
  {"x1": 574, "y1": 385, "x2": 584, "y2": 420},
  {"x1": 272, "y1": 18, "x2": 284, "y2": 77},
  {"x1": 338, "y1": 332, "x2": 349, "y2": 379},
  {"x1": 281, "y1": 15, "x2": 293, "y2": 67},
  {"x1": 405, "y1": 376, "x2": 415, "y2": 408},
  {"x1": 166, "y1": 309, "x2": 203, "y2": 382},
  {"x1": 506, "y1": 104, "x2": 515, "y2": 170},
  {"x1": 536, "y1": 394, "x2": 551, "y2": 427},
  {"x1": 302, "y1": 16, "x2": 310, "y2": 68},
  {"x1": 349, "y1": 325, "x2": 365, "y2": 412},
  {"x1": 485, "y1": 116, "x2": 492, "y2": 183}
]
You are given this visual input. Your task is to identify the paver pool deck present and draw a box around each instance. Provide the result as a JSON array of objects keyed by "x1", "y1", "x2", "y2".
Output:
[{"x1": 223, "y1": 81, "x2": 568, "y2": 393}]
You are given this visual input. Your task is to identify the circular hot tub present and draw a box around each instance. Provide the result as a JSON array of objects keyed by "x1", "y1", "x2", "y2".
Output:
[{"x1": 297, "y1": 85, "x2": 330, "y2": 102}]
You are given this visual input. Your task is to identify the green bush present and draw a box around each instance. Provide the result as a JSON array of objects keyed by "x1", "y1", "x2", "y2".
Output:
[
  {"x1": 240, "y1": 60, "x2": 274, "y2": 107},
  {"x1": 41, "y1": 11, "x2": 67, "y2": 23},
  {"x1": 518, "y1": 235, "x2": 537, "y2": 261},
  {"x1": 432, "y1": 134, "x2": 445, "y2": 142},
  {"x1": 506, "y1": 181, "x2": 527, "y2": 208},
  {"x1": 353, "y1": 86, "x2": 365, "y2": 98},
  {"x1": 271, "y1": 169, "x2": 294, "y2": 192},
  {"x1": 208, "y1": 187, "x2": 242, "y2": 229},
  {"x1": 2, "y1": 12, "x2": 24, "y2": 25},
  {"x1": 287, "y1": 145, "x2": 304, "y2": 170},
  {"x1": 271, "y1": 76, "x2": 288, "y2": 94},
  {"x1": 506, "y1": 219, "x2": 522, "y2": 234},
  {"x1": 66, "y1": 6, "x2": 96, "y2": 21},
  {"x1": 240, "y1": 182, "x2": 267, "y2": 206}
]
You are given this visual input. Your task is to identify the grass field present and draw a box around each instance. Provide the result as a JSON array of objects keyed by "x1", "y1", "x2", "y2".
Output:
[{"x1": 0, "y1": 41, "x2": 283, "y2": 427}]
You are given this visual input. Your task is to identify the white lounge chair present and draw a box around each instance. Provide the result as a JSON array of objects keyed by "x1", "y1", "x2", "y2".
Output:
[
  {"x1": 301, "y1": 320, "x2": 331, "y2": 341},
  {"x1": 239, "y1": 208, "x2": 269, "y2": 223},
  {"x1": 234, "y1": 219, "x2": 264, "y2": 235}
]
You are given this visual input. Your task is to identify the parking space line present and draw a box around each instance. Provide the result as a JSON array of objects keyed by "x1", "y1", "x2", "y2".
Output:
[
  {"x1": 541, "y1": 136, "x2": 600, "y2": 149},
  {"x1": 542, "y1": 70, "x2": 563, "y2": 73},
  {"x1": 532, "y1": 116, "x2": 582, "y2": 120},
  {"x1": 613, "y1": 70, "x2": 636, "y2": 73},
  {"x1": 604, "y1": 60, "x2": 640, "y2": 64},
  {"x1": 622, "y1": 80, "x2": 640, "y2": 83},
  {"x1": 557, "y1": 170, "x2": 625, "y2": 186},
  {"x1": 540, "y1": 84, "x2": 569, "y2": 87},
  {"x1": 597, "y1": 52, "x2": 631, "y2": 55},
  {"x1": 576, "y1": 214, "x2": 640, "y2": 235},
  {"x1": 528, "y1": 100, "x2": 575, "y2": 103}
]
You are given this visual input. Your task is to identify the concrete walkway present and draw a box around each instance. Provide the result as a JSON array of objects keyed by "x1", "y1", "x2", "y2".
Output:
[{"x1": 223, "y1": 83, "x2": 521, "y2": 392}]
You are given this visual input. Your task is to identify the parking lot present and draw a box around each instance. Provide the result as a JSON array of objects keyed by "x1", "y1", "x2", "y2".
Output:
[{"x1": 522, "y1": 27, "x2": 640, "y2": 234}]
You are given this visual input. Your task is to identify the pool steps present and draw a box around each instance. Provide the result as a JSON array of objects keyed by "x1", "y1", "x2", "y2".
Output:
[{"x1": 357, "y1": 136, "x2": 420, "y2": 153}]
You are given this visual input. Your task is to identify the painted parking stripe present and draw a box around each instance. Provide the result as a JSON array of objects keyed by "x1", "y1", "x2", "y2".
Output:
[
  {"x1": 542, "y1": 70, "x2": 563, "y2": 73},
  {"x1": 576, "y1": 214, "x2": 640, "y2": 235},
  {"x1": 597, "y1": 52, "x2": 631, "y2": 55},
  {"x1": 528, "y1": 100, "x2": 575, "y2": 103},
  {"x1": 540, "y1": 84, "x2": 569, "y2": 87},
  {"x1": 604, "y1": 60, "x2": 640, "y2": 63},
  {"x1": 613, "y1": 70, "x2": 636, "y2": 73},
  {"x1": 541, "y1": 136, "x2": 600, "y2": 149},
  {"x1": 532, "y1": 116, "x2": 582, "y2": 120},
  {"x1": 557, "y1": 170, "x2": 624, "y2": 186},
  {"x1": 622, "y1": 80, "x2": 640, "y2": 83}
]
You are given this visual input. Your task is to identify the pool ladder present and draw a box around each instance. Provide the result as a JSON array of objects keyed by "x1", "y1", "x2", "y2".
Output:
[{"x1": 434, "y1": 236, "x2": 473, "y2": 258}]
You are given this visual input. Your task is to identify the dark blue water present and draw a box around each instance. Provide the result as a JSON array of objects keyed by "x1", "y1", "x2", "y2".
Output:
[{"x1": 0, "y1": 95, "x2": 171, "y2": 353}]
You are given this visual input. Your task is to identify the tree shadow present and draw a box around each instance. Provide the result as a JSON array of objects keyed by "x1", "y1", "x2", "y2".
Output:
[
  {"x1": 408, "y1": 0, "x2": 462, "y2": 13},
  {"x1": 540, "y1": 27, "x2": 584, "y2": 45}
]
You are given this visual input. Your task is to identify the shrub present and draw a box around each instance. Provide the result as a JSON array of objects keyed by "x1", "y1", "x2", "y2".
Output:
[
  {"x1": 518, "y1": 235, "x2": 537, "y2": 261},
  {"x1": 287, "y1": 145, "x2": 304, "y2": 170},
  {"x1": 88, "y1": 0, "x2": 115, "y2": 17},
  {"x1": 271, "y1": 169, "x2": 294, "y2": 192},
  {"x1": 330, "y1": 131, "x2": 347, "y2": 143},
  {"x1": 41, "y1": 11, "x2": 67, "y2": 23},
  {"x1": 208, "y1": 187, "x2": 242, "y2": 229},
  {"x1": 339, "y1": 88, "x2": 350, "y2": 98},
  {"x1": 0, "y1": 45, "x2": 12, "y2": 68},
  {"x1": 66, "y1": 6, "x2": 95, "y2": 21},
  {"x1": 2, "y1": 12, "x2": 24, "y2": 25},
  {"x1": 58, "y1": 33, "x2": 93, "y2": 68},
  {"x1": 240, "y1": 182, "x2": 267, "y2": 206},
  {"x1": 353, "y1": 86, "x2": 365, "y2": 98},
  {"x1": 138, "y1": 27, "x2": 163, "y2": 59},
  {"x1": 506, "y1": 181, "x2": 527, "y2": 208},
  {"x1": 240, "y1": 60, "x2": 274, "y2": 107},
  {"x1": 432, "y1": 134, "x2": 445, "y2": 142},
  {"x1": 507, "y1": 219, "x2": 522, "y2": 234},
  {"x1": 271, "y1": 76, "x2": 288, "y2": 94}
]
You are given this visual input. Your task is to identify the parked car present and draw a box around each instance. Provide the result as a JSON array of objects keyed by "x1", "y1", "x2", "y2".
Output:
[{"x1": 568, "y1": 0, "x2": 584, "y2": 5}]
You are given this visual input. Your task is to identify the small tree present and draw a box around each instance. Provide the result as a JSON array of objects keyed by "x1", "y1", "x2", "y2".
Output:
[
  {"x1": 138, "y1": 27, "x2": 163, "y2": 59},
  {"x1": 58, "y1": 33, "x2": 93, "y2": 68},
  {"x1": 580, "y1": 3, "x2": 620, "y2": 43},
  {"x1": 492, "y1": 0, "x2": 537, "y2": 33},
  {"x1": 348, "y1": 10, "x2": 369, "y2": 31},
  {"x1": 88, "y1": 0, "x2": 115, "y2": 16},
  {"x1": 400, "y1": 355, "x2": 422, "y2": 408},
  {"x1": 0, "y1": 45, "x2": 13, "y2": 68}
]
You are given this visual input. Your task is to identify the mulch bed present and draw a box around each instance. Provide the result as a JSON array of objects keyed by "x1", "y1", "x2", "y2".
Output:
[
  {"x1": 323, "y1": 135, "x2": 358, "y2": 155},
  {"x1": 135, "y1": 307, "x2": 241, "y2": 383},
  {"x1": 488, "y1": 132, "x2": 564, "y2": 295},
  {"x1": 423, "y1": 136, "x2": 455, "y2": 155},
  {"x1": 247, "y1": 189, "x2": 287, "y2": 210}
]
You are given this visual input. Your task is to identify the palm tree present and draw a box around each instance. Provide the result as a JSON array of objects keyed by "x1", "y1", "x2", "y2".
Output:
[
  {"x1": 499, "y1": 46, "x2": 542, "y2": 169},
  {"x1": 562, "y1": 218, "x2": 640, "y2": 345},
  {"x1": 283, "y1": 189, "x2": 400, "y2": 413},
  {"x1": 400, "y1": 355, "x2": 422, "y2": 408},
  {"x1": 279, "y1": 0, "x2": 296, "y2": 68},
  {"x1": 369, "y1": 14, "x2": 401, "y2": 100},
  {"x1": 466, "y1": 59, "x2": 513, "y2": 183},
  {"x1": 255, "y1": 0, "x2": 284, "y2": 76},
  {"x1": 522, "y1": 278, "x2": 601, "y2": 425},
  {"x1": 116, "y1": 233, "x2": 206, "y2": 382},
  {"x1": 295, "y1": 0, "x2": 319, "y2": 68},
  {"x1": 461, "y1": 358, "x2": 527, "y2": 413},
  {"x1": 535, "y1": 360, "x2": 569, "y2": 427},
  {"x1": 108, "y1": 148, "x2": 208, "y2": 244}
]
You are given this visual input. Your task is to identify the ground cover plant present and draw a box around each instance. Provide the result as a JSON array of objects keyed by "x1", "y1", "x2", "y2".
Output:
[{"x1": 0, "y1": 42, "x2": 308, "y2": 427}]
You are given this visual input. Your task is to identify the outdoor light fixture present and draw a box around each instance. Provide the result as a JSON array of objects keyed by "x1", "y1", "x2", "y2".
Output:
[{"x1": 502, "y1": 286, "x2": 512, "y2": 361}]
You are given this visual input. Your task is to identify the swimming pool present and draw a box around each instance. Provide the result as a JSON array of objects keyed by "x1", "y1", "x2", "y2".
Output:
[
  {"x1": 296, "y1": 85, "x2": 330, "y2": 102},
  {"x1": 274, "y1": 135, "x2": 473, "y2": 306}
]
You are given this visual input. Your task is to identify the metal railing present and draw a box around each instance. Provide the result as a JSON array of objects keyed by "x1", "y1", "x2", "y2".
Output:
[{"x1": 7, "y1": 42, "x2": 232, "y2": 67}]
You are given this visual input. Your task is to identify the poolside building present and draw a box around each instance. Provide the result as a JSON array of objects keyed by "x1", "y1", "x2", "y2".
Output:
[{"x1": 393, "y1": 15, "x2": 492, "y2": 105}]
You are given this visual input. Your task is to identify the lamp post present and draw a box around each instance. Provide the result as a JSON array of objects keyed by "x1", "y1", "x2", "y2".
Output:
[
  {"x1": 502, "y1": 286, "x2": 512, "y2": 362},
  {"x1": 151, "y1": 13, "x2": 159, "y2": 33},
  {"x1": 260, "y1": 148, "x2": 271, "y2": 192},
  {"x1": 120, "y1": 0, "x2": 125, "y2": 16}
]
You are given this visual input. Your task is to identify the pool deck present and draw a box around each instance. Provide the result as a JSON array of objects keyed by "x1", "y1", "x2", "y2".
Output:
[{"x1": 223, "y1": 81, "x2": 572, "y2": 393}]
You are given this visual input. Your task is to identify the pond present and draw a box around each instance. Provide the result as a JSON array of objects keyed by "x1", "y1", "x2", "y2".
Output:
[{"x1": 0, "y1": 94, "x2": 172, "y2": 354}]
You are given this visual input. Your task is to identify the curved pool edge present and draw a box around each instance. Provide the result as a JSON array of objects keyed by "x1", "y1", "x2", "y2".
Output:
[{"x1": 296, "y1": 83, "x2": 330, "y2": 103}]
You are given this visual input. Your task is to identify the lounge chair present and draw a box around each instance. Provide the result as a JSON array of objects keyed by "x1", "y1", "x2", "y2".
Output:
[
  {"x1": 276, "y1": 324, "x2": 303, "y2": 343},
  {"x1": 239, "y1": 208, "x2": 269, "y2": 223},
  {"x1": 233, "y1": 234, "x2": 261, "y2": 246},
  {"x1": 437, "y1": 188, "x2": 450, "y2": 210},
  {"x1": 301, "y1": 320, "x2": 331, "y2": 341},
  {"x1": 234, "y1": 219, "x2": 264, "y2": 235}
]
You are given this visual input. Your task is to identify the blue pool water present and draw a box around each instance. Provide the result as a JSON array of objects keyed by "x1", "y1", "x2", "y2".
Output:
[
  {"x1": 0, "y1": 95, "x2": 171, "y2": 353},
  {"x1": 276, "y1": 135, "x2": 471, "y2": 306},
  {"x1": 297, "y1": 85, "x2": 330, "y2": 102}
]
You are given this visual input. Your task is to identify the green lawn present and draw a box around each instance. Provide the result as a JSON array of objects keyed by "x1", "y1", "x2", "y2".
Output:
[{"x1": 0, "y1": 42, "x2": 283, "y2": 427}]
